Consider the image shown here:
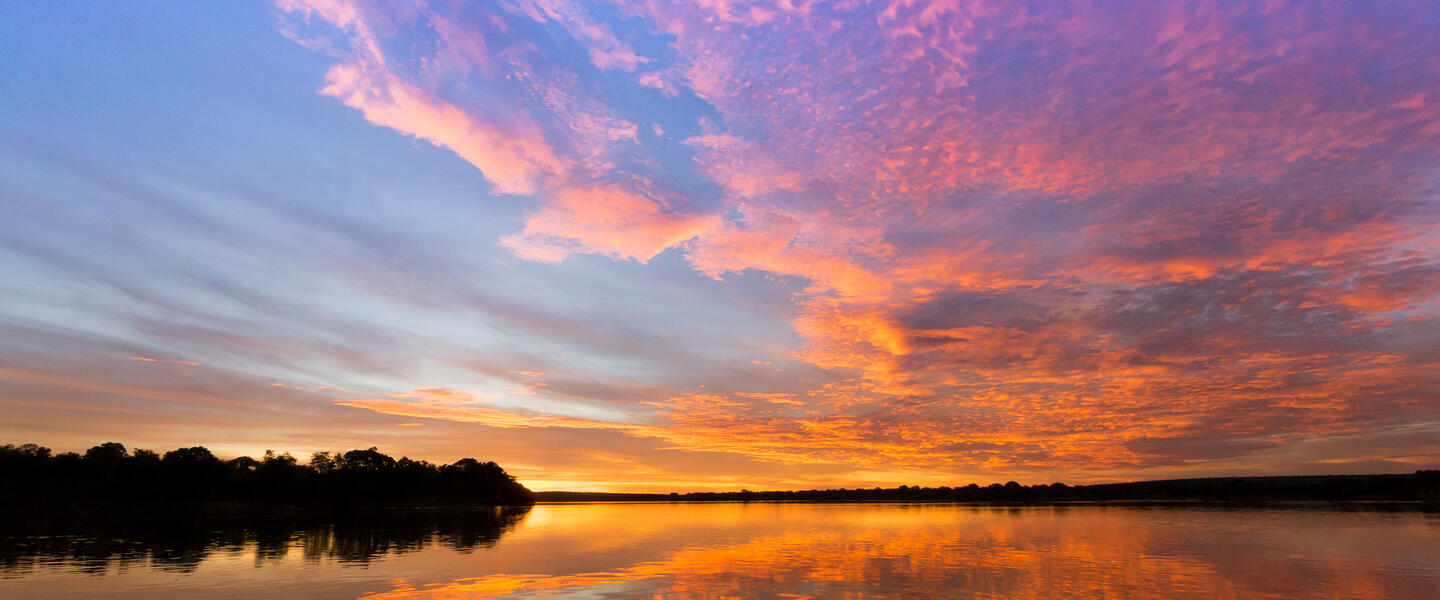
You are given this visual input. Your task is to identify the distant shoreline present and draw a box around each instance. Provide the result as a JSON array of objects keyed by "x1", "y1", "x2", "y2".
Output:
[
  {"x1": 533, "y1": 499, "x2": 1437, "y2": 508},
  {"x1": 534, "y1": 472, "x2": 1440, "y2": 504}
]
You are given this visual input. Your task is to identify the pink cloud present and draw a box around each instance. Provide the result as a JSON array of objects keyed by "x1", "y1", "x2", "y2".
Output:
[
  {"x1": 317, "y1": 62, "x2": 565, "y2": 196},
  {"x1": 501, "y1": 183, "x2": 721, "y2": 263},
  {"x1": 521, "y1": 0, "x2": 649, "y2": 71},
  {"x1": 281, "y1": 0, "x2": 567, "y2": 196}
]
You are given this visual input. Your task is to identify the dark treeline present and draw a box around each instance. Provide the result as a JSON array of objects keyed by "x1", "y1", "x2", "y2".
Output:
[
  {"x1": 0, "y1": 506, "x2": 530, "y2": 576},
  {"x1": 536, "y1": 471, "x2": 1440, "y2": 503},
  {"x1": 0, "y1": 442, "x2": 534, "y2": 509}
]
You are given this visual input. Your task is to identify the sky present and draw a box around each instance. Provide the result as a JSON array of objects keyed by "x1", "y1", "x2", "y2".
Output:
[{"x1": 1, "y1": 0, "x2": 1438, "y2": 492}]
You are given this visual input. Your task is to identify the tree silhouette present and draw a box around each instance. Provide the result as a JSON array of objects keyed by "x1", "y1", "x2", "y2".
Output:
[{"x1": 0, "y1": 442, "x2": 534, "y2": 509}]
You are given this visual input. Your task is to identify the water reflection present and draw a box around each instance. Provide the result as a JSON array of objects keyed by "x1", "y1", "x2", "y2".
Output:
[
  {"x1": 364, "y1": 504, "x2": 1440, "y2": 599},
  {"x1": 2, "y1": 503, "x2": 1438, "y2": 599},
  {"x1": 1, "y1": 506, "x2": 530, "y2": 577}
]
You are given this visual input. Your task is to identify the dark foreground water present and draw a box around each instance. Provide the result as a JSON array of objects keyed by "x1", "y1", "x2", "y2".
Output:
[{"x1": 3, "y1": 503, "x2": 1439, "y2": 599}]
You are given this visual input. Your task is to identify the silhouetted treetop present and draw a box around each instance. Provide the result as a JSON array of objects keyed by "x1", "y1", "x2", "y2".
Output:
[{"x1": 0, "y1": 442, "x2": 534, "y2": 508}]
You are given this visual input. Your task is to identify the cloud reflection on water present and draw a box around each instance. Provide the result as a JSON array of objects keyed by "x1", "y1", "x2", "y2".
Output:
[{"x1": 363, "y1": 503, "x2": 1439, "y2": 600}]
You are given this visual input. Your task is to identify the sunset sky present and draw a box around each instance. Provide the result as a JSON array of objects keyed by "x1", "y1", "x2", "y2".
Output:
[{"x1": 1, "y1": 0, "x2": 1438, "y2": 491}]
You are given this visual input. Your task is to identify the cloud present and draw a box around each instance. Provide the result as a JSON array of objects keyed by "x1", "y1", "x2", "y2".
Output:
[
  {"x1": 259, "y1": 0, "x2": 1440, "y2": 477},
  {"x1": 500, "y1": 182, "x2": 721, "y2": 263},
  {"x1": 521, "y1": 0, "x2": 649, "y2": 71},
  {"x1": 130, "y1": 356, "x2": 200, "y2": 366},
  {"x1": 336, "y1": 396, "x2": 646, "y2": 432},
  {"x1": 294, "y1": 6, "x2": 566, "y2": 195}
]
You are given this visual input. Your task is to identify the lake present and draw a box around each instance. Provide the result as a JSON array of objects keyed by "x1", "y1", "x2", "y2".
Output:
[{"x1": 3, "y1": 503, "x2": 1438, "y2": 599}]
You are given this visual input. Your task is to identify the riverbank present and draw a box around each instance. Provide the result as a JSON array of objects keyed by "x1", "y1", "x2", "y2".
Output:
[{"x1": 536, "y1": 472, "x2": 1440, "y2": 504}]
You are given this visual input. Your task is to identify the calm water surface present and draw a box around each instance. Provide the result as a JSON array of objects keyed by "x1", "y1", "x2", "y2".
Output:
[{"x1": 3, "y1": 503, "x2": 1439, "y2": 599}]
